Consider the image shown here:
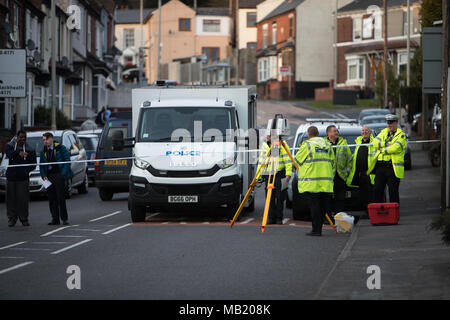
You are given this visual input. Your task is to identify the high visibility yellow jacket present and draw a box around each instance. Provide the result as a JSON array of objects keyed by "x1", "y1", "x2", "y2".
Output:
[
  {"x1": 256, "y1": 140, "x2": 293, "y2": 177},
  {"x1": 326, "y1": 136, "x2": 352, "y2": 181},
  {"x1": 295, "y1": 137, "x2": 334, "y2": 194},
  {"x1": 346, "y1": 135, "x2": 376, "y2": 187},
  {"x1": 368, "y1": 127, "x2": 407, "y2": 179}
]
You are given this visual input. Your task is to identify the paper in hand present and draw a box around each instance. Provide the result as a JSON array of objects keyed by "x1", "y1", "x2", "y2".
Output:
[{"x1": 42, "y1": 179, "x2": 52, "y2": 189}]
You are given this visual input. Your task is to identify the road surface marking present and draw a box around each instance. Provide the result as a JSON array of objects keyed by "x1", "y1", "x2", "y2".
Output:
[
  {"x1": 148, "y1": 213, "x2": 160, "y2": 218},
  {"x1": 240, "y1": 218, "x2": 254, "y2": 224},
  {"x1": 180, "y1": 222, "x2": 187, "y2": 224},
  {"x1": 102, "y1": 223, "x2": 132, "y2": 235},
  {"x1": 51, "y1": 239, "x2": 93, "y2": 255},
  {"x1": 282, "y1": 218, "x2": 290, "y2": 224},
  {"x1": 40, "y1": 226, "x2": 73, "y2": 237},
  {"x1": 72, "y1": 229, "x2": 101, "y2": 232},
  {"x1": 50, "y1": 235, "x2": 87, "y2": 238},
  {"x1": 336, "y1": 113, "x2": 348, "y2": 119},
  {"x1": 89, "y1": 211, "x2": 122, "y2": 222},
  {"x1": 33, "y1": 242, "x2": 68, "y2": 245},
  {"x1": 0, "y1": 261, "x2": 34, "y2": 275},
  {"x1": 202, "y1": 222, "x2": 210, "y2": 224},
  {"x1": 11, "y1": 248, "x2": 51, "y2": 251},
  {"x1": 0, "y1": 242, "x2": 27, "y2": 250},
  {"x1": 289, "y1": 223, "x2": 296, "y2": 226},
  {"x1": 161, "y1": 222, "x2": 169, "y2": 224},
  {"x1": 0, "y1": 256, "x2": 25, "y2": 259}
]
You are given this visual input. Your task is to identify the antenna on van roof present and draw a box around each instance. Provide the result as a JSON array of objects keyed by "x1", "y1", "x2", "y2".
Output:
[
  {"x1": 216, "y1": 88, "x2": 218, "y2": 102},
  {"x1": 158, "y1": 89, "x2": 161, "y2": 102}
]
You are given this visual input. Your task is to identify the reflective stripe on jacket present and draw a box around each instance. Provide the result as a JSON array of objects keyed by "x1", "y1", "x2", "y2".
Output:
[
  {"x1": 295, "y1": 137, "x2": 334, "y2": 194},
  {"x1": 326, "y1": 136, "x2": 352, "y2": 181},
  {"x1": 346, "y1": 135, "x2": 376, "y2": 187},
  {"x1": 368, "y1": 128, "x2": 407, "y2": 179}
]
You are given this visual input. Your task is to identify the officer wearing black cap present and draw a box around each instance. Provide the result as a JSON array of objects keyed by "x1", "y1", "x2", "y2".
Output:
[{"x1": 367, "y1": 114, "x2": 407, "y2": 204}]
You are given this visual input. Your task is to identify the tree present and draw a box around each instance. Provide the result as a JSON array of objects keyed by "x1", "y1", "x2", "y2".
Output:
[
  {"x1": 421, "y1": 0, "x2": 443, "y2": 27},
  {"x1": 375, "y1": 62, "x2": 400, "y2": 107}
]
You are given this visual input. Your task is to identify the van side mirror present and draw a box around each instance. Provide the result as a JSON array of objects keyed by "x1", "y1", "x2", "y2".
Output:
[{"x1": 112, "y1": 130, "x2": 124, "y2": 151}]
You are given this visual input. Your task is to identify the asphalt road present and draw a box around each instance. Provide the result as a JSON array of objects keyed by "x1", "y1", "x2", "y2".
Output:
[{"x1": 0, "y1": 101, "x2": 365, "y2": 299}]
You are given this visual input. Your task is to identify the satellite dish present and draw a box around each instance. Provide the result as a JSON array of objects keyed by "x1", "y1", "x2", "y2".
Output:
[
  {"x1": 34, "y1": 50, "x2": 41, "y2": 63},
  {"x1": 61, "y1": 56, "x2": 68, "y2": 67},
  {"x1": 26, "y1": 39, "x2": 35, "y2": 51}
]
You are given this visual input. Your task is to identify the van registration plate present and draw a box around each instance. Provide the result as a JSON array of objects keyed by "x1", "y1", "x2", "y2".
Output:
[
  {"x1": 104, "y1": 160, "x2": 127, "y2": 165},
  {"x1": 168, "y1": 195, "x2": 198, "y2": 203}
]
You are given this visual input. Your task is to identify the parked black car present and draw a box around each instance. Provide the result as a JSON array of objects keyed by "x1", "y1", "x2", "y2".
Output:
[{"x1": 95, "y1": 112, "x2": 132, "y2": 201}]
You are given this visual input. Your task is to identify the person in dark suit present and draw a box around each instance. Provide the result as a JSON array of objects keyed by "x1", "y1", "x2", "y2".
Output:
[
  {"x1": 40, "y1": 132, "x2": 74, "y2": 225},
  {"x1": 5, "y1": 130, "x2": 36, "y2": 227}
]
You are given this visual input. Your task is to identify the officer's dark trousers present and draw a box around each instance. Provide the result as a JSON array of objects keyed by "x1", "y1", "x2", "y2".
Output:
[
  {"x1": 304, "y1": 192, "x2": 331, "y2": 234},
  {"x1": 357, "y1": 171, "x2": 373, "y2": 211},
  {"x1": 332, "y1": 175, "x2": 346, "y2": 214},
  {"x1": 373, "y1": 162, "x2": 400, "y2": 204},
  {"x1": 47, "y1": 173, "x2": 68, "y2": 222},
  {"x1": 6, "y1": 180, "x2": 29, "y2": 223},
  {"x1": 264, "y1": 170, "x2": 285, "y2": 222}
]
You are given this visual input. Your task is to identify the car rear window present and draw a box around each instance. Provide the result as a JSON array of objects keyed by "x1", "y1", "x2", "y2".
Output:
[
  {"x1": 104, "y1": 127, "x2": 128, "y2": 152},
  {"x1": 79, "y1": 137, "x2": 98, "y2": 151}
]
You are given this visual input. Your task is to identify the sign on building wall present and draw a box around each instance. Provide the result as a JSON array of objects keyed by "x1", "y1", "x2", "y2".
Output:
[
  {"x1": 280, "y1": 66, "x2": 291, "y2": 76},
  {"x1": 0, "y1": 49, "x2": 26, "y2": 98}
]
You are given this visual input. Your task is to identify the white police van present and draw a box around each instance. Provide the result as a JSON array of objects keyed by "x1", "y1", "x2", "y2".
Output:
[{"x1": 115, "y1": 86, "x2": 258, "y2": 222}]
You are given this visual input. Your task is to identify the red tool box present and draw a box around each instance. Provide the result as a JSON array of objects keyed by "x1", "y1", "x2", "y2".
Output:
[{"x1": 368, "y1": 203, "x2": 400, "y2": 225}]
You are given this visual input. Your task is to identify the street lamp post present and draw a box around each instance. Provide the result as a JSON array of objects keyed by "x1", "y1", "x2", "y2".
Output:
[{"x1": 51, "y1": 0, "x2": 57, "y2": 130}]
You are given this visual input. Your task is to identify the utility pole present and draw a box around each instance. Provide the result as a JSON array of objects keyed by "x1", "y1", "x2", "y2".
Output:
[
  {"x1": 335, "y1": 0, "x2": 338, "y2": 88},
  {"x1": 139, "y1": 0, "x2": 143, "y2": 86},
  {"x1": 441, "y1": 0, "x2": 449, "y2": 210},
  {"x1": 157, "y1": 0, "x2": 162, "y2": 80},
  {"x1": 407, "y1": 0, "x2": 411, "y2": 86},
  {"x1": 51, "y1": 0, "x2": 57, "y2": 130},
  {"x1": 383, "y1": 0, "x2": 388, "y2": 108}
]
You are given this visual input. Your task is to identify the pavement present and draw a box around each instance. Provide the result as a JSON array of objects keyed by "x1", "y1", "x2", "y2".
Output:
[{"x1": 316, "y1": 142, "x2": 450, "y2": 299}]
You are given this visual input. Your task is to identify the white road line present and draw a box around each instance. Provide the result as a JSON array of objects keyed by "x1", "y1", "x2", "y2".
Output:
[
  {"x1": 337, "y1": 113, "x2": 348, "y2": 119},
  {"x1": 51, "y1": 239, "x2": 93, "y2": 255},
  {"x1": 0, "y1": 261, "x2": 34, "y2": 275},
  {"x1": 40, "y1": 226, "x2": 72, "y2": 237},
  {"x1": 161, "y1": 222, "x2": 169, "y2": 224},
  {"x1": 148, "y1": 213, "x2": 160, "y2": 218},
  {"x1": 282, "y1": 218, "x2": 290, "y2": 224},
  {"x1": 89, "y1": 210, "x2": 122, "y2": 222},
  {"x1": 180, "y1": 222, "x2": 187, "y2": 225},
  {"x1": 0, "y1": 256, "x2": 25, "y2": 259},
  {"x1": 289, "y1": 223, "x2": 296, "y2": 226},
  {"x1": 240, "y1": 218, "x2": 254, "y2": 224},
  {"x1": 202, "y1": 222, "x2": 210, "y2": 224},
  {"x1": 50, "y1": 235, "x2": 87, "y2": 238},
  {"x1": 102, "y1": 223, "x2": 132, "y2": 235},
  {"x1": 0, "y1": 242, "x2": 27, "y2": 251}
]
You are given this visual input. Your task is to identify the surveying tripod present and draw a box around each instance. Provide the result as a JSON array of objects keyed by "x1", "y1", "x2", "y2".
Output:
[{"x1": 230, "y1": 139, "x2": 337, "y2": 234}]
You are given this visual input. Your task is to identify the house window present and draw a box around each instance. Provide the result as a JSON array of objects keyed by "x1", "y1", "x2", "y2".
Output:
[
  {"x1": 374, "y1": 14, "x2": 382, "y2": 39},
  {"x1": 263, "y1": 24, "x2": 268, "y2": 48},
  {"x1": 96, "y1": 24, "x2": 103, "y2": 58},
  {"x1": 179, "y1": 18, "x2": 191, "y2": 31},
  {"x1": 202, "y1": 47, "x2": 219, "y2": 62},
  {"x1": 203, "y1": 19, "x2": 220, "y2": 32},
  {"x1": 124, "y1": 28, "x2": 134, "y2": 47},
  {"x1": 347, "y1": 58, "x2": 365, "y2": 81},
  {"x1": 353, "y1": 17, "x2": 362, "y2": 41},
  {"x1": 289, "y1": 17, "x2": 293, "y2": 37},
  {"x1": 363, "y1": 17, "x2": 373, "y2": 39},
  {"x1": 272, "y1": 22, "x2": 277, "y2": 45},
  {"x1": 398, "y1": 52, "x2": 414, "y2": 75},
  {"x1": 87, "y1": 16, "x2": 92, "y2": 52},
  {"x1": 247, "y1": 42, "x2": 256, "y2": 50},
  {"x1": 247, "y1": 12, "x2": 256, "y2": 28},
  {"x1": 13, "y1": 3, "x2": 19, "y2": 47}
]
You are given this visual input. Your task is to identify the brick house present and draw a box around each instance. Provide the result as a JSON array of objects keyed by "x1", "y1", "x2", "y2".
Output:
[
  {"x1": 256, "y1": 0, "x2": 298, "y2": 100},
  {"x1": 336, "y1": 0, "x2": 422, "y2": 97}
]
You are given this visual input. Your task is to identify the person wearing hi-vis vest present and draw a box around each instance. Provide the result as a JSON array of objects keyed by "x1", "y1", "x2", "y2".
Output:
[
  {"x1": 325, "y1": 125, "x2": 352, "y2": 214},
  {"x1": 346, "y1": 126, "x2": 376, "y2": 214},
  {"x1": 368, "y1": 114, "x2": 407, "y2": 204},
  {"x1": 257, "y1": 134, "x2": 293, "y2": 224},
  {"x1": 295, "y1": 126, "x2": 335, "y2": 236}
]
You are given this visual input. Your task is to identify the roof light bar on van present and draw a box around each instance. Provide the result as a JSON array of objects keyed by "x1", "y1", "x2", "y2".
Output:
[
  {"x1": 224, "y1": 100, "x2": 233, "y2": 106},
  {"x1": 143, "y1": 101, "x2": 151, "y2": 107}
]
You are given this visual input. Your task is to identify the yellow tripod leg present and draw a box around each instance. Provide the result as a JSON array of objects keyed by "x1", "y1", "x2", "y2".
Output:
[
  {"x1": 325, "y1": 213, "x2": 338, "y2": 234},
  {"x1": 261, "y1": 157, "x2": 278, "y2": 234},
  {"x1": 281, "y1": 140, "x2": 299, "y2": 171},
  {"x1": 230, "y1": 147, "x2": 272, "y2": 228}
]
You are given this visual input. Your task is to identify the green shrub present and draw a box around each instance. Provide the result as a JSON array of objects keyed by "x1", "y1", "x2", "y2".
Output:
[{"x1": 34, "y1": 105, "x2": 72, "y2": 129}]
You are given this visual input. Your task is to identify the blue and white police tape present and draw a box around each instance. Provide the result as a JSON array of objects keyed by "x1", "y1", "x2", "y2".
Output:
[{"x1": 2, "y1": 139, "x2": 440, "y2": 168}]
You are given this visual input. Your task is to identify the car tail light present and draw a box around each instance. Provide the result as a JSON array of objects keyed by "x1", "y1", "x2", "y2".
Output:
[{"x1": 95, "y1": 157, "x2": 100, "y2": 172}]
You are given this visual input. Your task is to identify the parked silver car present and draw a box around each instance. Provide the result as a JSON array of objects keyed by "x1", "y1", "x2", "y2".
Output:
[{"x1": 0, "y1": 130, "x2": 88, "y2": 197}]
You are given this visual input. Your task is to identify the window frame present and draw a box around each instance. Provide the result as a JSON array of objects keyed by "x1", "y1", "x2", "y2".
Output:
[
  {"x1": 179, "y1": 18, "x2": 191, "y2": 32},
  {"x1": 353, "y1": 17, "x2": 362, "y2": 41},
  {"x1": 203, "y1": 19, "x2": 220, "y2": 32}
]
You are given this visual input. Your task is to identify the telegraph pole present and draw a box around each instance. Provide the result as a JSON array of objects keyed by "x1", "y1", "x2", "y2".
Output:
[
  {"x1": 383, "y1": 0, "x2": 388, "y2": 108},
  {"x1": 139, "y1": 0, "x2": 143, "y2": 86},
  {"x1": 407, "y1": 0, "x2": 411, "y2": 86},
  {"x1": 51, "y1": 0, "x2": 57, "y2": 130},
  {"x1": 157, "y1": 0, "x2": 162, "y2": 80}
]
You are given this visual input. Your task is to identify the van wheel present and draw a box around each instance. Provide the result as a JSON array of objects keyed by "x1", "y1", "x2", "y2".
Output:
[
  {"x1": 99, "y1": 188, "x2": 113, "y2": 201},
  {"x1": 130, "y1": 202, "x2": 146, "y2": 222}
]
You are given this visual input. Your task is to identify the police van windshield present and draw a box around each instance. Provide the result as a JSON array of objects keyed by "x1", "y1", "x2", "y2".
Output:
[
  {"x1": 138, "y1": 107, "x2": 233, "y2": 142},
  {"x1": 295, "y1": 134, "x2": 360, "y2": 153}
]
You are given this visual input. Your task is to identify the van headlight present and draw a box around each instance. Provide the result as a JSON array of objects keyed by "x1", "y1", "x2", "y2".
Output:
[
  {"x1": 217, "y1": 156, "x2": 236, "y2": 169},
  {"x1": 134, "y1": 158, "x2": 150, "y2": 170}
]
